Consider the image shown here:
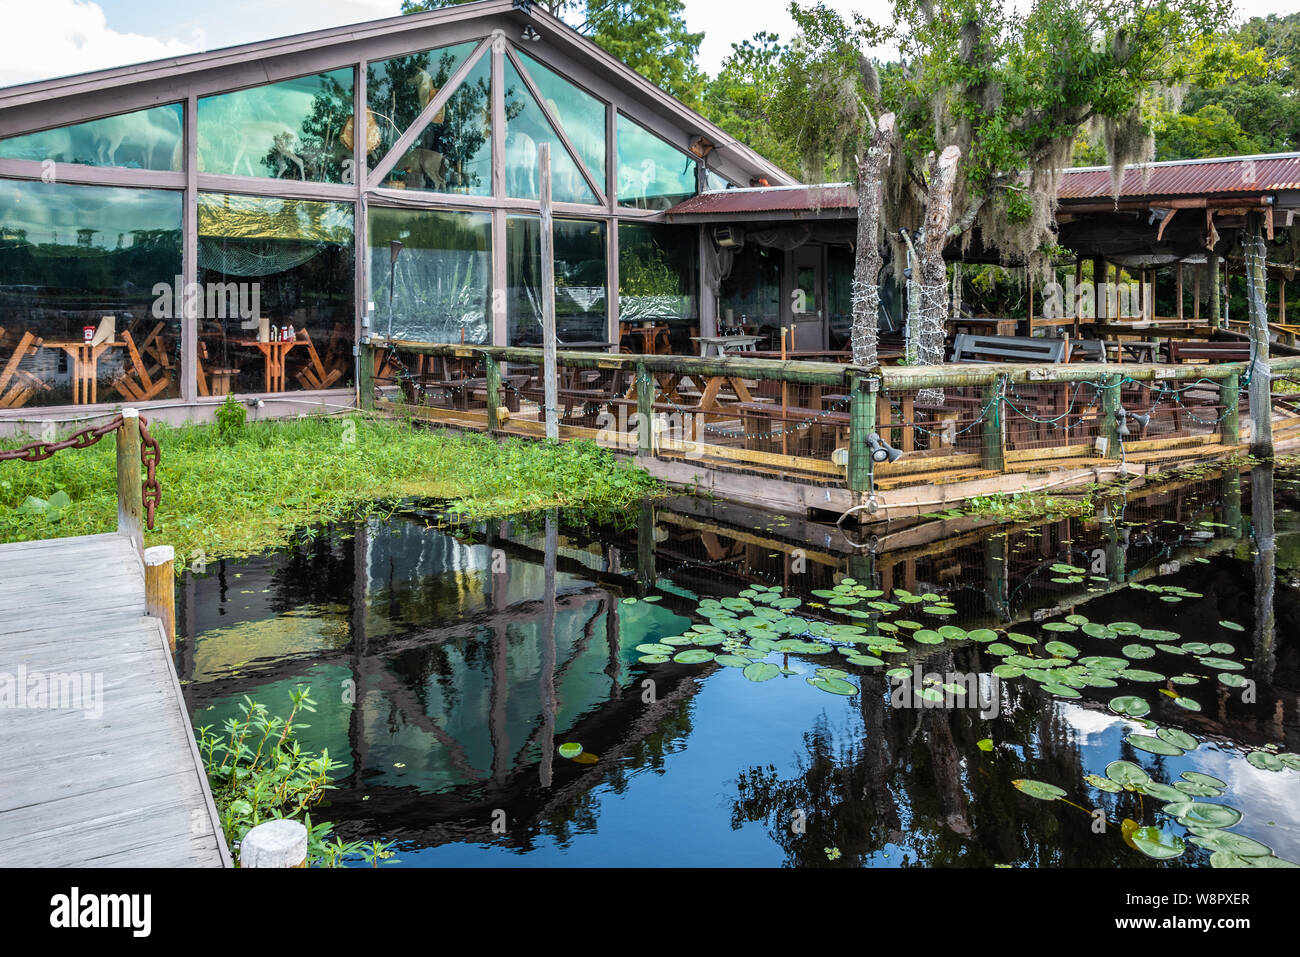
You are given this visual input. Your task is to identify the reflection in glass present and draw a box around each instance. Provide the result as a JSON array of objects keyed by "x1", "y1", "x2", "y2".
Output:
[
  {"x1": 517, "y1": 51, "x2": 607, "y2": 189},
  {"x1": 719, "y1": 244, "x2": 781, "y2": 344},
  {"x1": 0, "y1": 104, "x2": 183, "y2": 171},
  {"x1": 198, "y1": 69, "x2": 355, "y2": 182},
  {"x1": 504, "y1": 59, "x2": 597, "y2": 205},
  {"x1": 196, "y1": 193, "x2": 353, "y2": 395},
  {"x1": 378, "y1": 54, "x2": 492, "y2": 196},
  {"x1": 366, "y1": 42, "x2": 478, "y2": 172},
  {"x1": 368, "y1": 206, "x2": 492, "y2": 344},
  {"x1": 617, "y1": 114, "x2": 696, "y2": 210},
  {"x1": 619, "y1": 222, "x2": 698, "y2": 352},
  {"x1": 507, "y1": 215, "x2": 607, "y2": 346},
  {"x1": 0, "y1": 179, "x2": 182, "y2": 407}
]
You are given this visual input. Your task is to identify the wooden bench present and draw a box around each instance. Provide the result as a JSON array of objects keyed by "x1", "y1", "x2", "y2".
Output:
[
  {"x1": 1066, "y1": 339, "x2": 1107, "y2": 363},
  {"x1": 951, "y1": 334, "x2": 1068, "y2": 364},
  {"x1": 1168, "y1": 341, "x2": 1250, "y2": 364}
]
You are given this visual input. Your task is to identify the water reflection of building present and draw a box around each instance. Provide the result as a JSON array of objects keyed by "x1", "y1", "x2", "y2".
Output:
[{"x1": 179, "y1": 466, "x2": 1299, "y2": 860}]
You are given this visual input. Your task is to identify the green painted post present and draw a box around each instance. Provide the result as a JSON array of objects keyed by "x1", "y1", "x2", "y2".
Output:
[
  {"x1": 1100, "y1": 374, "x2": 1121, "y2": 457},
  {"x1": 981, "y1": 377, "x2": 1005, "y2": 472},
  {"x1": 1220, "y1": 372, "x2": 1240, "y2": 446},
  {"x1": 848, "y1": 376, "x2": 877, "y2": 492},
  {"x1": 636, "y1": 363, "x2": 654, "y2": 457},
  {"x1": 485, "y1": 354, "x2": 501, "y2": 435},
  {"x1": 358, "y1": 342, "x2": 375, "y2": 411}
]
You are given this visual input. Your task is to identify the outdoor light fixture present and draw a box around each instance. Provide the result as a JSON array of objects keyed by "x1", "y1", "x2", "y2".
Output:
[
  {"x1": 1115, "y1": 407, "x2": 1150, "y2": 438},
  {"x1": 521, "y1": 25, "x2": 542, "y2": 41},
  {"x1": 866, "y1": 431, "x2": 903, "y2": 464}
]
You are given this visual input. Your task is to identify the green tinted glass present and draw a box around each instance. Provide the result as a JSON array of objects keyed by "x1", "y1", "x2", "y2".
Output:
[
  {"x1": 504, "y1": 59, "x2": 597, "y2": 205},
  {"x1": 507, "y1": 215, "x2": 607, "y2": 346},
  {"x1": 378, "y1": 53, "x2": 492, "y2": 196},
  {"x1": 197, "y1": 68, "x2": 354, "y2": 182},
  {"x1": 0, "y1": 104, "x2": 183, "y2": 171},
  {"x1": 617, "y1": 114, "x2": 695, "y2": 210},
  {"x1": 367, "y1": 42, "x2": 479, "y2": 171},
  {"x1": 518, "y1": 51, "x2": 606, "y2": 188}
]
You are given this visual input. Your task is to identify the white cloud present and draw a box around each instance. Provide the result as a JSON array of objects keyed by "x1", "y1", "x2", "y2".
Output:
[{"x1": 0, "y1": 0, "x2": 199, "y2": 88}]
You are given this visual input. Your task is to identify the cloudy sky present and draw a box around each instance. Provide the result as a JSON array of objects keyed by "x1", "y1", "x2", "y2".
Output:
[{"x1": 1, "y1": 0, "x2": 1296, "y2": 88}]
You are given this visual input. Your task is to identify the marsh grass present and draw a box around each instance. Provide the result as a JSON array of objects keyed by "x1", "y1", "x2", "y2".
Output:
[{"x1": 0, "y1": 414, "x2": 663, "y2": 562}]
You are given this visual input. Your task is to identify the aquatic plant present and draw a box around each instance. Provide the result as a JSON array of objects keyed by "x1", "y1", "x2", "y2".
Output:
[{"x1": 196, "y1": 686, "x2": 397, "y2": 868}]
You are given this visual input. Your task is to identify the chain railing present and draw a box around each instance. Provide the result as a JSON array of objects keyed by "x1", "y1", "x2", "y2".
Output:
[{"x1": 0, "y1": 412, "x2": 161, "y2": 532}]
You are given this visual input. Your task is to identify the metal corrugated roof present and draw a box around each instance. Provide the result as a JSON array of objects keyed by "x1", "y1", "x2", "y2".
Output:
[
  {"x1": 665, "y1": 182, "x2": 857, "y2": 217},
  {"x1": 1058, "y1": 153, "x2": 1300, "y2": 200},
  {"x1": 667, "y1": 153, "x2": 1300, "y2": 218}
]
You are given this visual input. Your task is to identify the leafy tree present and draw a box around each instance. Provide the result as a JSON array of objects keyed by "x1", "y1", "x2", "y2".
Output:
[
  {"x1": 1154, "y1": 103, "x2": 1260, "y2": 160},
  {"x1": 401, "y1": 0, "x2": 706, "y2": 108}
]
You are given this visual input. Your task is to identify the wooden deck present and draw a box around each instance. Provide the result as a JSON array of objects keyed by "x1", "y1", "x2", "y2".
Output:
[{"x1": 0, "y1": 532, "x2": 229, "y2": 867}]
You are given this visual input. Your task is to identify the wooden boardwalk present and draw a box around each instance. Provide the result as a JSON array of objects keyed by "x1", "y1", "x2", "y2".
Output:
[{"x1": 0, "y1": 532, "x2": 229, "y2": 867}]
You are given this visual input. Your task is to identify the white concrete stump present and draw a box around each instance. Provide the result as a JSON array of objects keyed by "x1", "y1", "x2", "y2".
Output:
[{"x1": 240, "y1": 819, "x2": 308, "y2": 868}]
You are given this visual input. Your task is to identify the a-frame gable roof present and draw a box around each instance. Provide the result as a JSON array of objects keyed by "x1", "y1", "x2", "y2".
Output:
[{"x1": 0, "y1": 0, "x2": 795, "y2": 190}]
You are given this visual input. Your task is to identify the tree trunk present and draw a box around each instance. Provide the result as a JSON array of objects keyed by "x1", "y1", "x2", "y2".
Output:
[
  {"x1": 1245, "y1": 212, "x2": 1272, "y2": 456},
  {"x1": 851, "y1": 113, "x2": 895, "y2": 367},
  {"x1": 915, "y1": 145, "x2": 961, "y2": 404}
]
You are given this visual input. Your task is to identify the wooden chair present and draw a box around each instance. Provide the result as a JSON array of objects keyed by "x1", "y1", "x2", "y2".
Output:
[
  {"x1": 111, "y1": 323, "x2": 175, "y2": 402},
  {"x1": 0, "y1": 330, "x2": 50, "y2": 408},
  {"x1": 293, "y1": 327, "x2": 345, "y2": 391}
]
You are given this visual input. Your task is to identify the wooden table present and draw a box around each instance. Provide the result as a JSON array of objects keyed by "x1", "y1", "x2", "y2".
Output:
[
  {"x1": 692, "y1": 335, "x2": 763, "y2": 357},
  {"x1": 623, "y1": 323, "x2": 671, "y2": 355},
  {"x1": 235, "y1": 339, "x2": 300, "y2": 393},
  {"x1": 47, "y1": 341, "x2": 124, "y2": 404},
  {"x1": 1105, "y1": 340, "x2": 1161, "y2": 363}
]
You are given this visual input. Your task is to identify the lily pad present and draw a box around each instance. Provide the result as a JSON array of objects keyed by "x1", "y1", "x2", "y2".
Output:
[
  {"x1": 673, "y1": 649, "x2": 716, "y2": 665},
  {"x1": 1163, "y1": 801, "x2": 1243, "y2": 829},
  {"x1": 1122, "y1": 644, "x2": 1155, "y2": 660},
  {"x1": 1156, "y1": 728, "x2": 1198, "y2": 751},
  {"x1": 1131, "y1": 827, "x2": 1186, "y2": 861},
  {"x1": 743, "y1": 662, "x2": 780, "y2": 682},
  {"x1": 1013, "y1": 779, "x2": 1067, "y2": 801},
  {"x1": 636, "y1": 643, "x2": 675, "y2": 655},
  {"x1": 1106, "y1": 760, "x2": 1150, "y2": 788},
  {"x1": 1109, "y1": 695, "x2": 1151, "y2": 717},
  {"x1": 557, "y1": 743, "x2": 583, "y2": 759},
  {"x1": 1127, "y1": 733, "x2": 1185, "y2": 756},
  {"x1": 809, "y1": 676, "x2": 857, "y2": 696}
]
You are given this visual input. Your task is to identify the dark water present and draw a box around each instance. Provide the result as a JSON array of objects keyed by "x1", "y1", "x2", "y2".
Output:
[{"x1": 179, "y1": 466, "x2": 1300, "y2": 867}]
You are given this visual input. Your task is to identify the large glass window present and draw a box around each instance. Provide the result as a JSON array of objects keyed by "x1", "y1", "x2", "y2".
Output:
[
  {"x1": 366, "y1": 42, "x2": 479, "y2": 173},
  {"x1": 368, "y1": 206, "x2": 491, "y2": 344},
  {"x1": 196, "y1": 194, "x2": 354, "y2": 395},
  {"x1": 376, "y1": 53, "x2": 492, "y2": 196},
  {"x1": 617, "y1": 115, "x2": 696, "y2": 210},
  {"x1": 0, "y1": 105, "x2": 183, "y2": 172},
  {"x1": 0, "y1": 179, "x2": 182, "y2": 408},
  {"x1": 507, "y1": 216, "x2": 607, "y2": 346},
  {"x1": 719, "y1": 244, "x2": 781, "y2": 348},
  {"x1": 504, "y1": 59, "x2": 597, "y2": 205},
  {"x1": 619, "y1": 222, "x2": 698, "y2": 353},
  {"x1": 197, "y1": 69, "x2": 354, "y2": 183},
  {"x1": 517, "y1": 50, "x2": 607, "y2": 190}
]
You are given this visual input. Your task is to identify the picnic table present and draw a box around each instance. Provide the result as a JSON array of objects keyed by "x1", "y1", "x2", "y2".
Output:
[
  {"x1": 234, "y1": 338, "x2": 300, "y2": 393},
  {"x1": 45, "y1": 340, "x2": 126, "y2": 404},
  {"x1": 692, "y1": 335, "x2": 763, "y2": 357}
]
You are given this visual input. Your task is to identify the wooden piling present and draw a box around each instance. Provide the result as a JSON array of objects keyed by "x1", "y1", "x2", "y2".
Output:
[
  {"x1": 1220, "y1": 372, "x2": 1240, "y2": 446},
  {"x1": 636, "y1": 362, "x2": 653, "y2": 457},
  {"x1": 1100, "y1": 375, "x2": 1121, "y2": 456},
  {"x1": 115, "y1": 409, "x2": 143, "y2": 557},
  {"x1": 239, "y1": 819, "x2": 308, "y2": 868},
  {"x1": 539, "y1": 143, "x2": 558, "y2": 441},
  {"x1": 847, "y1": 376, "x2": 877, "y2": 492},
  {"x1": 144, "y1": 545, "x2": 176, "y2": 650},
  {"x1": 981, "y1": 378, "x2": 1005, "y2": 471},
  {"x1": 1246, "y1": 212, "x2": 1273, "y2": 456},
  {"x1": 485, "y1": 354, "x2": 501, "y2": 434}
]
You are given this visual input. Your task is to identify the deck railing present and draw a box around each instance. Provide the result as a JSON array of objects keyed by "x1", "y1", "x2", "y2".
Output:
[{"x1": 361, "y1": 340, "x2": 1300, "y2": 491}]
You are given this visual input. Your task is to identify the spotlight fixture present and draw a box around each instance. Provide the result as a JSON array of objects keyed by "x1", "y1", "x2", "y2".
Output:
[
  {"x1": 521, "y1": 25, "x2": 542, "y2": 42},
  {"x1": 866, "y1": 431, "x2": 903, "y2": 464}
]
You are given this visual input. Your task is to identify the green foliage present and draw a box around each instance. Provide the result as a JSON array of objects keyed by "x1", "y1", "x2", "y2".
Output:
[
  {"x1": 215, "y1": 393, "x2": 247, "y2": 441},
  {"x1": 402, "y1": 0, "x2": 705, "y2": 107},
  {"x1": 0, "y1": 415, "x2": 665, "y2": 562},
  {"x1": 1154, "y1": 104, "x2": 1260, "y2": 161},
  {"x1": 197, "y1": 687, "x2": 396, "y2": 868}
]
